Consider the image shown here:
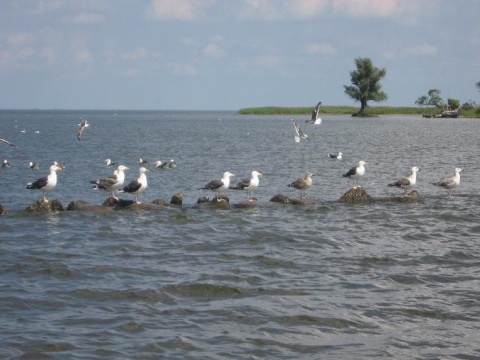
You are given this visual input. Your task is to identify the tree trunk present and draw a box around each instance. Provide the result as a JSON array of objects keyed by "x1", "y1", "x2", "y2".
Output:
[{"x1": 357, "y1": 99, "x2": 367, "y2": 115}]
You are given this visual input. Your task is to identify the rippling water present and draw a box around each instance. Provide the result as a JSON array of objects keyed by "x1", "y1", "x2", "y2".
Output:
[{"x1": 1, "y1": 110, "x2": 480, "y2": 359}]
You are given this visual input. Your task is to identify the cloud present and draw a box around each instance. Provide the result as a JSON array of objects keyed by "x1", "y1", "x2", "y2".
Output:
[
  {"x1": 306, "y1": 42, "x2": 337, "y2": 55},
  {"x1": 202, "y1": 43, "x2": 226, "y2": 57},
  {"x1": 404, "y1": 44, "x2": 438, "y2": 56},
  {"x1": 145, "y1": 0, "x2": 215, "y2": 21},
  {"x1": 8, "y1": 33, "x2": 36, "y2": 45},
  {"x1": 167, "y1": 62, "x2": 196, "y2": 75},
  {"x1": 122, "y1": 46, "x2": 148, "y2": 61},
  {"x1": 70, "y1": 13, "x2": 105, "y2": 24},
  {"x1": 331, "y1": 0, "x2": 419, "y2": 19}
]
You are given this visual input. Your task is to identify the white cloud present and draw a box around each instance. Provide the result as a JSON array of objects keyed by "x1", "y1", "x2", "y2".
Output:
[
  {"x1": 202, "y1": 43, "x2": 226, "y2": 57},
  {"x1": 8, "y1": 33, "x2": 36, "y2": 45},
  {"x1": 71, "y1": 13, "x2": 105, "y2": 24},
  {"x1": 167, "y1": 62, "x2": 196, "y2": 75},
  {"x1": 122, "y1": 46, "x2": 148, "y2": 61},
  {"x1": 306, "y1": 42, "x2": 337, "y2": 55},
  {"x1": 145, "y1": 0, "x2": 215, "y2": 21},
  {"x1": 404, "y1": 44, "x2": 438, "y2": 56},
  {"x1": 332, "y1": 0, "x2": 419, "y2": 19}
]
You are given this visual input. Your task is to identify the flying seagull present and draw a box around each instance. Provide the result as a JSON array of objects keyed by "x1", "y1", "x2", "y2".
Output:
[
  {"x1": 76, "y1": 119, "x2": 89, "y2": 141},
  {"x1": 388, "y1": 166, "x2": 420, "y2": 195},
  {"x1": 306, "y1": 101, "x2": 322, "y2": 125},
  {"x1": 432, "y1": 168, "x2": 462, "y2": 198},
  {"x1": 26, "y1": 163, "x2": 63, "y2": 202},
  {"x1": 342, "y1": 160, "x2": 367, "y2": 188},
  {"x1": 293, "y1": 121, "x2": 308, "y2": 143},
  {"x1": 230, "y1": 170, "x2": 263, "y2": 202},
  {"x1": 287, "y1": 172, "x2": 313, "y2": 198},
  {"x1": 122, "y1": 167, "x2": 149, "y2": 203},
  {"x1": 198, "y1": 171, "x2": 235, "y2": 201},
  {"x1": 0, "y1": 138, "x2": 15, "y2": 147}
]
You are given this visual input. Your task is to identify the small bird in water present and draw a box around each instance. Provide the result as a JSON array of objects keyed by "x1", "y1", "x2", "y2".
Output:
[
  {"x1": 28, "y1": 161, "x2": 40, "y2": 170},
  {"x1": 105, "y1": 158, "x2": 118, "y2": 167},
  {"x1": 287, "y1": 172, "x2": 313, "y2": 198},
  {"x1": 2, "y1": 159, "x2": 11, "y2": 168},
  {"x1": 342, "y1": 160, "x2": 367, "y2": 189},
  {"x1": 76, "y1": 119, "x2": 89, "y2": 141},
  {"x1": 139, "y1": 158, "x2": 148, "y2": 166},
  {"x1": 432, "y1": 168, "x2": 462, "y2": 199},
  {"x1": 328, "y1": 152, "x2": 343, "y2": 160}
]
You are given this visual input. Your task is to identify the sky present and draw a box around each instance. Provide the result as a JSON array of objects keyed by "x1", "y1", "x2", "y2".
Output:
[{"x1": 0, "y1": 0, "x2": 479, "y2": 110}]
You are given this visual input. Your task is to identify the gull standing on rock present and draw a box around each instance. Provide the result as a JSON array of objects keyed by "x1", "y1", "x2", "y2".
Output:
[
  {"x1": 198, "y1": 171, "x2": 235, "y2": 201},
  {"x1": 230, "y1": 170, "x2": 263, "y2": 202},
  {"x1": 342, "y1": 160, "x2": 367, "y2": 189},
  {"x1": 26, "y1": 163, "x2": 63, "y2": 202},
  {"x1": 432, "y1": 168, "x2": 462, "y2": 198},
  {"x1": 287, "y1": 172, "x2": 313, "y2": 198},
  {"x1": 122, "y1": 167, "x2": 149, "y2": 203},
  {"x1": 388, "y1": 166, "x2": 420, "y2": 196}
]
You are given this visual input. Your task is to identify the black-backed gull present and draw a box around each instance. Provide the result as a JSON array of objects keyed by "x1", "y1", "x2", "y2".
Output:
[
  {"x1": 230, "y1": 170, "x2": 263, "y2": 202},
  {"x1": 342, "y1": 160, "x2": 367, "y2": 188},
  {"x1": 26, "y1": 163, "x2": 63, "y2": 202}
]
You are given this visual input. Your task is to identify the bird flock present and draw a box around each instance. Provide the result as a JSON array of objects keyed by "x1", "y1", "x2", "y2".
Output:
[{"x1": 1, "y1": 106, "x2": 464, "y2": 206}]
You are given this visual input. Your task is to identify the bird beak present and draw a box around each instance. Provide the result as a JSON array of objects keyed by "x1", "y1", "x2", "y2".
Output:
[{"x1": 125, "y1": 166, "x2": 130, "y2": 170}]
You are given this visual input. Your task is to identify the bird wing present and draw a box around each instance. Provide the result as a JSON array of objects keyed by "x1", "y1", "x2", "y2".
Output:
[
  {"x1": 288, "y1": 178, "x2": 305, "y2": 190},
  {"x1": 91, "y1": 175, "x2": 118, "y2": 189},
  {"x1": 27, "y1": 175, "x2": 48, "y2": 189},
  {"x1": 389, "y1": 177, "x2": 410, "y2": 187},
  {"x1": 294, "y1": 122, "x2": 308, "y2": 139},
  {"x1": 230, "y1": 178, "x2": 251, "y2": 190},
  {"x1": 436, "y1": 176, "x2": 456, "y2": 188},
  {"x1": 76, "y1": 120, "x2": 88, "y2": 141},
  {"x1": 0, "y1": 138, "x2": 15, "y2": 147},
  {"x1": 342, "y1": 167, "x2": 357, "y2": 178},
  {"x1": 123, "y1": 179, "x2": 142, "y2": 193},
  {"x1": 200, "y1": 179, "x2": 223, "y2": 191}
]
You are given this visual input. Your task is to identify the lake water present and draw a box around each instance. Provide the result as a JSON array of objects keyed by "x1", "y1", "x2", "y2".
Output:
[{"x1": 1, "y1": 110, "x2": 479, "y2": 359}]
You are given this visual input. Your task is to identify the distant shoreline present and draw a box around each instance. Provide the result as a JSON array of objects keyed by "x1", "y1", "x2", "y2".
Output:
[{"x1": 238, "y1": 106, "x2": 480, "y2": 118}]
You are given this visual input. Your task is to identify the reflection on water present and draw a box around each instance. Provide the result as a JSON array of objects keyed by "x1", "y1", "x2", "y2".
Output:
[{"x1": 0, "y1": 110, "x2": 479, "y2": 358}]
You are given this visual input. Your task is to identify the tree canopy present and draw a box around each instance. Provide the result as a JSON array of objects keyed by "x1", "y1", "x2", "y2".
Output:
[{"x1": 344, "y1": 57, "x2": 387, "y2": 116}]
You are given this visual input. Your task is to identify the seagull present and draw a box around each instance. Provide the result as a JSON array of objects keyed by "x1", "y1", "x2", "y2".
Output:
[
  {"x1": 2, "y1": 159, "x2": 10, "y2": 168},
  {"x1": 26, "y1": 163, "x2": 63, "y2": 202},
  {"x1": 293, "y1": 121, "x2": 308, "y2": 142},
  {"x1": 53, "y1": 161, "x2": 66, "y2": 170},
  {"x1": 432, "y1": 168, "x2": 462, "y2": 198},
  {"x1": 122, "y1": 167, "x2": 149, "y2": 203},
  {"x1": 154, "y1": 160, "x2": 166, "y2": 168},
  {"x1": 198, "y1": 171, "x2": 235, "y2": 201},
  {"x1": 167, "y1": 159, "x2": 177, "y2": 168},
  {"x1": 229, "y1": 170, "x2": 263, "y2": 202},
  {"x1": 28, "y1": 161, "x2": 40, "y2": 170},
  {"x1": 105, "y1": 158, "x2": 118, "y2": 167},
  {"x1": 342, "y1": 160, "x2": 367, "y2": 188},
  {"x1": 76, "y1": 119, "x2": 89, "y2": 141},
  {"x1": 90, "y1": 165, "x2": 130, "y2": 198},
  {"x1": 0, "y1": 138, "x2": 15, "y2": 147},
  {"x1": 306, "y1": 101, "x2": 322, "y2": 125},
  {"x1": 388, "y1": 166, "x2": 420, "y2": 195},
  {"x1": 139, "y1": 158, "x2": 148, "y2": 166},
  {"x1": 288, "y1": 172, "x2": 313, "y2": 198},
  {"x1": 328, "y1": 152, "x2": 343, "y2": 160}
]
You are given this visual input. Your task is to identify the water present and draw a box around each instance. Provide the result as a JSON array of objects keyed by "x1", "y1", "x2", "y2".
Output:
[{"x1": 1, "y1": 110, "x2": 480, "y2": 359}]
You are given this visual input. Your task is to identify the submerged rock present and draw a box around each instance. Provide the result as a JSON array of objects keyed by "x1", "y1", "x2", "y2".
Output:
[
  {"x1": 170, "y1": 193, "x2": 183, "y2": 206},
  {"x1": 194, "y1": 195, "x2": 232, "y2": 210},
  {"x1": 374, "y1": 190, "x2": 424, "y2": 203},
  {"x1": 67, "y1": 200, "x2": 114, "y2": 213},
  {"x1": 269, "y1": 194, "x2": 308, "y2": 205},
  {"x1": 338, "y1": 187, "x2": 374, "y2": 204},
  {"x1": 23, "y1": 199, "x2": 64, "y2": 214}
]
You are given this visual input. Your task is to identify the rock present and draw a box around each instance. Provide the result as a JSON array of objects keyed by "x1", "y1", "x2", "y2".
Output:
[
  {"x1": 0, "y1": 203, "x2": 7, "y2": 215},
  {"x1": 269, "y1": 194, "x2": 307, "y2": 205},
  {"x1": 338, "y1": 187, "x2": 374, "y2": 204},
  {"x1": 151, "y1": 198, "x2": 170, "y2": 206},
  {"x1": 373, "y1": 190, "x2": 423, "y2": 203},
  {"x1": 23, "y1": 199, "x2": 64, "y2": 214},
  {"x1": 67, "y1": 200, "x2": 114, "y2": 212},
  {"x1": 170, "y1": 193, "x2": 183, "y2": 206},
  {"x1": 194, "y1": 196, "x2": 232, "y2": 210}
]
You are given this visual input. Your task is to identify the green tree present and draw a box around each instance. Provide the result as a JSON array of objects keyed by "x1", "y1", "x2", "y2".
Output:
[
  {"x1": 447, "y1": 98, "x2": 460, "y2": 110},
  {"x1": 344, "y1": 57, "x2": 387, "y2": 116},
  {"x1": 426, "y1": 89, "x2": 444, "y2": 108},
  {"x1": 415, "y1": 95, "x2": 428, "y2": 108},
  {"x1": 476, "y1": 81, "x2": 480, "y2": 90}
]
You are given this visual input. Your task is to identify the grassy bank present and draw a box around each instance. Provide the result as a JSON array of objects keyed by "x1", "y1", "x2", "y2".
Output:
[{"x1": 238, "y1": 106, "x2": 480, "y2": 118}]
